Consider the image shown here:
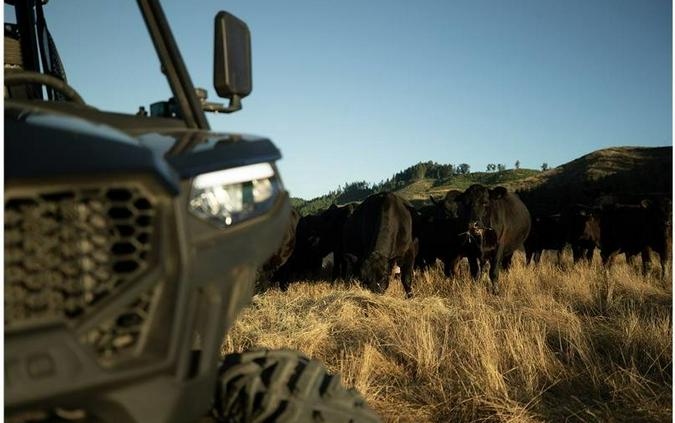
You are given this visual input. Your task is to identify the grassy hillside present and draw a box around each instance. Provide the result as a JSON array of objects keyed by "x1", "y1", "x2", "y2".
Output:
[
  {"x1": 224, "y1": 253, "x2": 672, "y2": 422},
  {"x1": 406, "y1": 169, "x2": 540, "y2": 201},
  {"x1": 294, "y1": 168, "x2": 540, "y2": 215},
  {"x1": 517, "y1": 146, "x2": 672, "y2": 214},
  {"x1": 293, "y1": 146, "x2": 671, "y2": 215}
]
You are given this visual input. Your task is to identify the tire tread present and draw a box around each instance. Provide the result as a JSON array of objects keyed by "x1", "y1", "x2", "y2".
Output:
[{"x1": 213, "y1": 349, "x2": 380, "y2": 423}]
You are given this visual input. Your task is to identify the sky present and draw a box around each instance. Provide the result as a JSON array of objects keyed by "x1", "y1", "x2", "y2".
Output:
[{"x1": 7, "y1": 0, "x2": 672, "y2": 199}]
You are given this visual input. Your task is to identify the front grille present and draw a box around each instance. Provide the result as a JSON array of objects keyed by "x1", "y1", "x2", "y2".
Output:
[
  {"x1": 82, "y1": 281, "x2": 161, "y2": 365},
  {"x1": 4, "y1": 186, "x2": 157, "y2": 327}
]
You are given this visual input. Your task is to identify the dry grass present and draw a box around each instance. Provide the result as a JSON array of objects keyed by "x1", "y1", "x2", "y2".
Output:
[{"x1": 222, "y1": 252, "x2": 672, "y2": 422}]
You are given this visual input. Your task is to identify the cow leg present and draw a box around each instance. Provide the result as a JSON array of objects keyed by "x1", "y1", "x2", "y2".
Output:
[
  {"x1": 660, "y1": 254, "x2": 669, "y2": 281},
  {"x1": 279, "y1": 278, "x2": 291, "y2": 291},
  {"x1": 332, "y1": 256, "x2": 342, "y2": 280},
  {"x1": 442, "y1": 255, "x2": 461, "y2": 278},
  {"x1": 572, "y1": 245, "x2": 582, "y2": 263},
  {"x1": 489, "y1": 246, "x2": 504, "y2": 295},
  {"x1": 400, "y1": 247, "x2": 416, "y2": 299},
  {"x1": 641, "y1": 249, "x2": 651, "y2": 276},
  {"x1": 342, "y1": 254, "x2": 359, "y2": 281},
  {"x1": 331, "y1": 262, "x2": 340, "y2": 280},
  {"x1": 468, "y1": 256, "x2": 480, "y2": 281},
  {"x1": 601, "y1": 250, "x2": 617, "y2": 269},
  {"x1": 584, "y1": 247, "x2": 594, "y2": 263},
  {"x1": 332, "y1": 248, "x2": 343, "y2": 280},
  {"x1": 626, "y1": 253, "x2": 637, "y2": 270},
  {"x1": 453, "y1": 256, "x2": 462, "y2": 276},
  {"x1": 442, "y1": 257, "x2": 453, "y2": 277},
  {"x1": 525, "y1": 249, "x2": 533, "y2": 266},
  {"x1": 502, "y1": 253, "x2": 514, "y2": 271},
  {"x1": 534, "y1": 250, "x2": 542, "y2": 265}
]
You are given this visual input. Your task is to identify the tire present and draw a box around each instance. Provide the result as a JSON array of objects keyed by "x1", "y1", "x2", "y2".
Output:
[{"x1": 211, "y1": 349, "x2": 380, "y2": 423}]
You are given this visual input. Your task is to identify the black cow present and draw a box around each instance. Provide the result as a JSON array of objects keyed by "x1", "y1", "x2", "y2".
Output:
[
  {"x1": 412, "y1": 204, "x2": 440, "y2": 270},
  {"x1": 414, "y1": 191, "x2": 472, "y2": 277},
  {"x1": 255, "y1": 207, "x2": 300, "y2": 292},
  {"x1": 341, "y1": 192, "x2": 418, "y2": 297},
  {"x1": 279, "y1": 203, "x2": 356, "y2": 281},
  {"x1": 562, "y1": 205, "x2": 601, "y2": 263},
  {"x1": 524, "y1": 214, "x2": 567, "y2": 265},
  {"x1": 445, "y1": 184, "x2": 531, "y2": 294},
  {"x1": 598, "y1": 199, "x2": 671, "y2": 277}
]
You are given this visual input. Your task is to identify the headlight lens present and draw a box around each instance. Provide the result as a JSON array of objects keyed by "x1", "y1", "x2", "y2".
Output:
[{"x1": 189, "y1": 163, "x2": 282, "y2": 227}]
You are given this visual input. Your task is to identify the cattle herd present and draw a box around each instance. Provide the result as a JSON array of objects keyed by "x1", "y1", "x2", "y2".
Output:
[{"x1": 257, "y1": 184, "x2": 672, "y2": 296}]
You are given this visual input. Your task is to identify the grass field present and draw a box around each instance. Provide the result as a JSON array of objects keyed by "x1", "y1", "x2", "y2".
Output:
[{"x1": 222, "y1": 252, "x2": 672, "y2": 422}]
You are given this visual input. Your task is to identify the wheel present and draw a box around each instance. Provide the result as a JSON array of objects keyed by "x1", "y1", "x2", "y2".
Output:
[{"x1": 211, "y1": 349, "x2": 380, "y2": 423}]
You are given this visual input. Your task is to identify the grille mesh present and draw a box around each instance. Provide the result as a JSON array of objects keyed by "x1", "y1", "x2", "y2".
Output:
[
  {"x1": 4, "y1": 187, "x2": 156, "y2": 327},
  {"x1": 82, "y1": 283, "x2": 160, "y2": 364}
]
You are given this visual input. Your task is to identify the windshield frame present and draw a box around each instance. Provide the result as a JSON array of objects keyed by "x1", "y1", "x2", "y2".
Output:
[
  {"x1": 136, "y1": 0, "x2": 210, "y2": 131},
  {"x1": 6, "y1": 0, "x2": 210, "y2": 131}
]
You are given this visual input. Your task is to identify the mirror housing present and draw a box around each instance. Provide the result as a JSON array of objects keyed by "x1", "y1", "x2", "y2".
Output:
[{"x1": 214, "y1": 11, "x2": 252, "y2": 112}]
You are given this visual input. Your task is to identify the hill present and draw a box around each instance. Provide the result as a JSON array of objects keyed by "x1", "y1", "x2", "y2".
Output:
[
  {"x1": 406, "y1": 168, "x2": 540, "y2": 201},
  {"x1": 516, "y1": 146, "x2": 672, "y2": 215},
  {"x1": 292, "y1": 146, "x2": 671, "y2": 216},
  {"x1": 292, "y1": 165, "x2": 541, "y2": 215}
]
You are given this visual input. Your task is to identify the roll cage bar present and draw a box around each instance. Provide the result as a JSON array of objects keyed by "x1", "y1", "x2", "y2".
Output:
[{"x1": 6, "y1": 0, "x2": 210, "y2": 130}]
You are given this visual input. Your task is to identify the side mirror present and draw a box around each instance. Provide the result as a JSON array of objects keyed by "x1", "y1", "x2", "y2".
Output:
[{"x1": 214, "y1": 11, "x2": 252, "y2": 112}]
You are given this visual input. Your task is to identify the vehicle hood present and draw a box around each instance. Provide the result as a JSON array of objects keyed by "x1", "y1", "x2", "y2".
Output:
[
  {"x1": 130, "y1": 128, "x2": 282, "y2": 179},
  {"x1": 5, "y1": 109, "x2": 281, "y2": 191}
]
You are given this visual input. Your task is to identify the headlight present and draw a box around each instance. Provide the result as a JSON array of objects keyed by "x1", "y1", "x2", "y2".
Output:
[{"x1": 189, "y1": 163, "x2": 282, "y2": 227}]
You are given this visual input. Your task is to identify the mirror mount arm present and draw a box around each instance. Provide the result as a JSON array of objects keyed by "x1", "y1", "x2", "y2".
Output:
[{"x1": 201, "y1": 95, "x2": 242, "y2": 114}]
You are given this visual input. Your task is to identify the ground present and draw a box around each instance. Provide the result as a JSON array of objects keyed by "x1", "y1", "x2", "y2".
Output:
[{"x1": 222, "y1": 251, "x2": 672, "y2": 423}]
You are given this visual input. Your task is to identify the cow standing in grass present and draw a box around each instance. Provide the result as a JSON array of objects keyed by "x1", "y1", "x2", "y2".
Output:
[
  {"x1": 256, "y1": 208, "x2": 300, "y2": 292},
  {"x1": 444, "y1": 184, "x2": 531, "y2": 294},
  {"x1": 525, "y1": 214, "x2": 567, "y2": 266},
  {"x1": 281, "y1": 203, "x2": 356, "y2": 282},
  {"x1": 598, "y1": 198, "x2": 672, "y2": 278},
  {"x1": 341, "y1": 192, "x2": 418, "y2": 297},
  {"x1": 414, "y1": 190, "x2": 487, "y2": 278},
  {"x1": 562, "y1": 204, "x2": 601, "y2": 263}
]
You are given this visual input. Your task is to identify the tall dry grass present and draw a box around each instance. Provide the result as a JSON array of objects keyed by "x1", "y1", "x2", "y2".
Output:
[{"x1": 222, "y1": 252, "x2": 672, "y2": 422}]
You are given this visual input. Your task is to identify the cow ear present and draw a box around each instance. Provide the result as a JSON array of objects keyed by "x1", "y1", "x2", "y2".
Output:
[
  {"x1": 578, "y1": 209, "x2": 587, "y2": 216},
  {"x1": 641, "y1": 199, "x2": 653, "y2": 209},
  {"x1": 490, "y1": 186, "x2": 507, "y2": 199}
]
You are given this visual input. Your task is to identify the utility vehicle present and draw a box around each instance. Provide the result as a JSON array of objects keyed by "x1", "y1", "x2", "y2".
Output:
[{"x1": 4, "y1": 1, "x2": 379, "y2": 421}]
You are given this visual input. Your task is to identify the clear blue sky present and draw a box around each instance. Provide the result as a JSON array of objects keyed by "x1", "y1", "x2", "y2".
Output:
[{"x1": 8, "y1": 0, "x2": 672, "y2": 199}]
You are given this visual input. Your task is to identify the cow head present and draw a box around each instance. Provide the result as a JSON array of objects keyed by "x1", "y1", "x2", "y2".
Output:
[
  {"x1": 295, "y1": 204, "x2": 355, "y2": 257},
  {"x1": 359, "y1": 252, "x2": 390, "y2": 294},
  {"x1": 454, "y1": 185, "x2": 506, "y2": 232},
  {"x1": 458, "y1": 224, "x2": 498, "y2": 255},
  {"x1": 342, "y1": 253, "x2": 360, "y2": 280},
  {"x1": 641, "y1": 197, "x2": 672, "y2": 235},
  {"x1": 295, "y1": 215, "x2": 321, "y2": 252},
  {"x1": 565, "y1": 204, "x2": 601, "y2": 243},
  {"x1": 290, "y1": 213, "x2": 332, "y2": 278},
  {"x1": 434, "y1": 190, "x2": 461, "y2": 219}
]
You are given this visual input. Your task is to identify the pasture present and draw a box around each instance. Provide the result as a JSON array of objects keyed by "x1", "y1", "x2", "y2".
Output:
[{"x1": 223, "y1": 252, "x2": 672, "y2": 422}]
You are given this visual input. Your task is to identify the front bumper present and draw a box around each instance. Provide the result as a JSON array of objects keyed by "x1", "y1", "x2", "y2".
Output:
[{"x1": 5, "y1": 174, "x2": 291, "y2": 423}]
